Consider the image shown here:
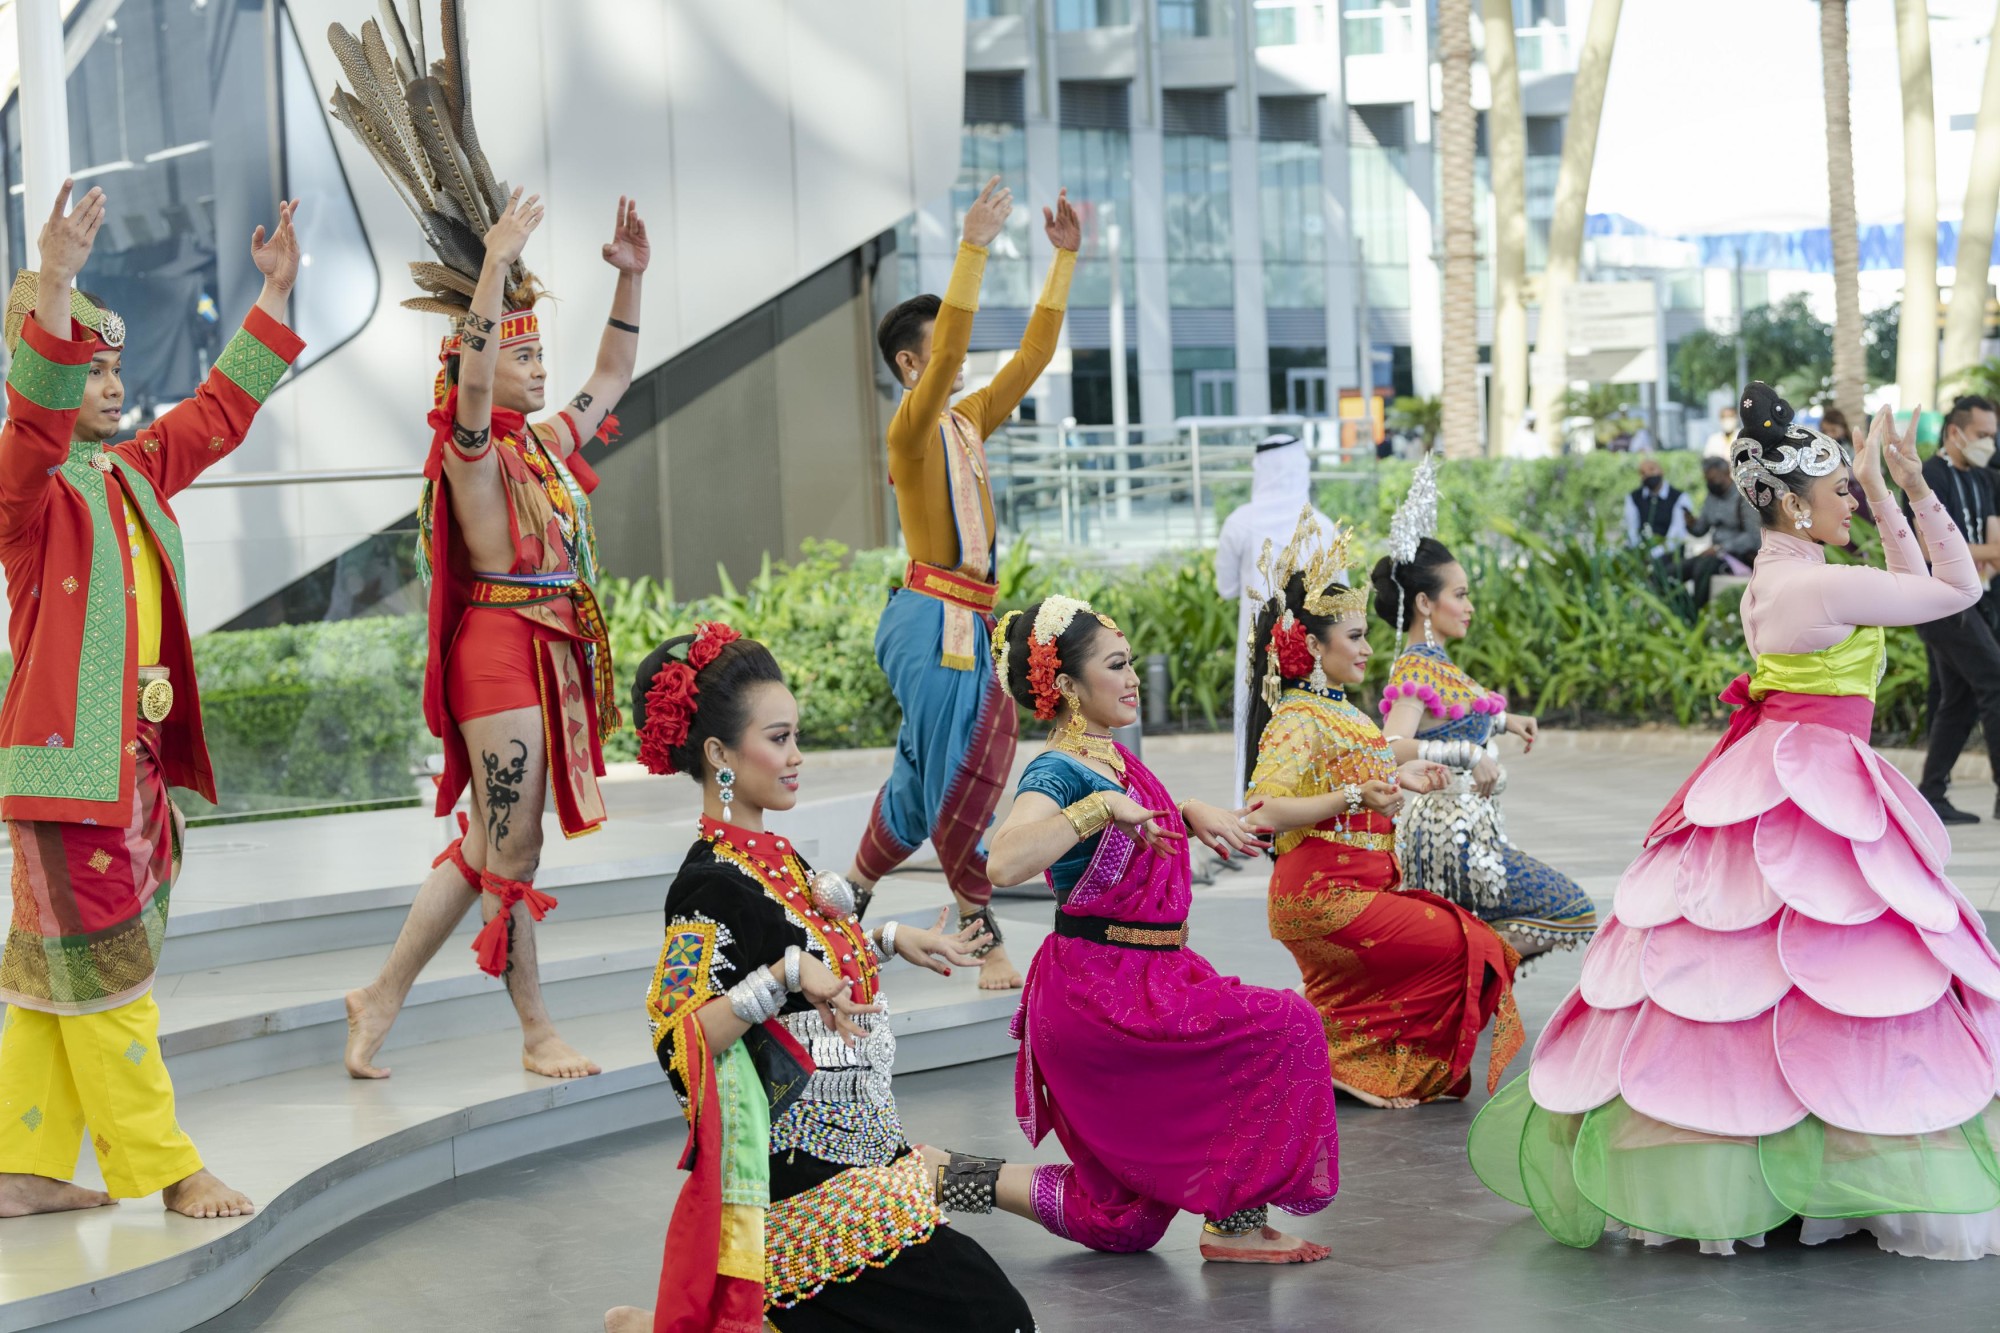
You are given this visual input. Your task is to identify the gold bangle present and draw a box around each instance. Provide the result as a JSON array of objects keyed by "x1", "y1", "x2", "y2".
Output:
[{"x1": 1062, "y1": 793, "x2": 1110, "y2": 840}]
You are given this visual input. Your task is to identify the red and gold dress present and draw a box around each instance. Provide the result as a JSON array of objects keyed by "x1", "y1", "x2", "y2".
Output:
[{"x1": 1252, "y1": 684, "x2": 1523, "y2": 1102}]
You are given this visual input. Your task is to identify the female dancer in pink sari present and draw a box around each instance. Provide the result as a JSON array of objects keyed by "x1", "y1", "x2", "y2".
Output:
[
  {"x1": 932, "y1": 595, "x2": 1338, "y2": 1264},
  {"x1": 1471, "y1": 386, "x2": 2000, "y2": 1259}
]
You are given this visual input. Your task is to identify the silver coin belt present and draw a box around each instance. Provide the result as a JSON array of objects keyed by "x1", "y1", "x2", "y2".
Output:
[{"x1": 769, "y1": 1008, "x2": 905, "y2": 1167}]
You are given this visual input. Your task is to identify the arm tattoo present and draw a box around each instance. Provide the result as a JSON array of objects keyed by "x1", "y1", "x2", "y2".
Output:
[
  {"x1": 450, "y1": 422, "x2": 492, "y2": 458},
  {"x1": 461, "y1": 332, "x2": 488, "y2": 352},
  {"x1": 482, "y1": 739, "x2": 531, "y2": 849},
  {"x1": 459, "y1": 312, "x2": 494, "y2": 352},
  {"x1": 462, "y1": 312, "x2": 496, "y2": 333},
  {"x1": 567, "y1": 391, "x2": 594, "y2": 415},
  {"x1": 607, "y1": 317, "x2": 640, "y2": 334}
]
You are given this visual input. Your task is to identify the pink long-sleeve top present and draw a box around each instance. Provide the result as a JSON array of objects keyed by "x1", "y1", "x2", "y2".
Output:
[{"x1": 1740, "y1": 493, "x2": 1981, "y2": 657}]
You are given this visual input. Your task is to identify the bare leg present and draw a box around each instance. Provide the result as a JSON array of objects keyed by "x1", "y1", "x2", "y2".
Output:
[
  {"x1": 0, "y1": 1172, "x2": 113, "y2": 1216},
  {"x1": 345, "y1": 859, "x2": 482, "y2": 1078},
  {"x1": 959, "y1": 891, "x2": 1022, "y2": 991},
  {"x1": 161, "y1": 1167, "x2": 254, "y2": 1219},
  {"x1": 603, "y1": 1309, "x2": 650, "y2": 1332},
  {"x1": 461, "y1": 709, "x2": 600, "y2": 1080}
]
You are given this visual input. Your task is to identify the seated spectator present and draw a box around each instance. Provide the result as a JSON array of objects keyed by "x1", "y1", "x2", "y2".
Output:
[
  {"x1": 1683, "y1": 456, "x2": 1761, "y2": 607},
  {"x1": 1623, "y1": 455, "x2": 1694, "y2": 561}
]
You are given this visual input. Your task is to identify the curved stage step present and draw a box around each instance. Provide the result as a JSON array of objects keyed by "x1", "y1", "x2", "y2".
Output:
[{"x1": 0, "y1": 782, "x2": 1038, "y2": 1332}]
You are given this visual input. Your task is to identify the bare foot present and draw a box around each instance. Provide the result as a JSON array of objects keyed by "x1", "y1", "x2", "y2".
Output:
[
  {"x1": 523, "y1": 1026, "x2": 602, "y2": 1079},
  {"x1": 0, "y1": 1172, "x2": 114, "y2": 1217},
  {"x1": 344, "y1": 988, "x2": 395, "y2": 1080},
  {"x1": 978, "y1": 943, "x2": 1023, "y2": 991},
  {"x1": 604, "y1": 1307, "x2": 651, "y2": 1333},
  {"x1": 1200, "y1": 1225, "x2": 1332, "y2": 1264},
  {"x1": 162, "y1": 1169, "x2": 254, "y2": 1219},
  {"x1": 1332, "y1": 1079, "x2": 1420, "y2": 1110}
]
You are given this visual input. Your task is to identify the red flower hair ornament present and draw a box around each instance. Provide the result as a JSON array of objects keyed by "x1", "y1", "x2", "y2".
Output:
[
  {"x1": 638, "y1": 621, "x2": 742, "y2": 775},
  {"x1": 1270, "y1": 613, "x2": 1316, "y2": 682}
]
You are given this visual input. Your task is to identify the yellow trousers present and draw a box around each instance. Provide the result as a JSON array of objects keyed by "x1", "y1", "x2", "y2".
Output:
[{"x1": 0, "y1": 993, "x2": 202, "y2": 1198}]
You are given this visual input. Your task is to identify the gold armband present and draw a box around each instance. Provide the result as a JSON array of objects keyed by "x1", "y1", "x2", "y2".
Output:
[
  {"x1": 944, "y1": 241, "x2": 988, "y2": 311},
  {"x1": 1062, "y1": 792, "x2": 1111, "y2": 840},
  {"x1": 1038, "y1": 247, "x2": 1077, "y2": 313}
]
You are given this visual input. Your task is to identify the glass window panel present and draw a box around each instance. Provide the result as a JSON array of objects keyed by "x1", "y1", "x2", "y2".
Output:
[
  {"x1": 1159, "y1": 0, "x2": 1221, "y2": 38},
  {"x1": 1060, "y1": 124, "x2": 1135, "y2": 305},
  {"x1": 969, "y1": 0, "x2": 1025, "y2": 16},
  {"x1": 1164, "y1": 130, "x2": 1231, "y2": 307},
  {"x1": 1347, "y1": 141, "x2": 1409, "y2": 307},
  {"x1": 952, "y1": 120, "x2": 1032, "y2": 305},
  {"x1": 2, "y1": 1, "x2": 376, "y2": 412},
  {"x1": 1341, "y1": 0, "x2": 1414, "y2": 55},
  {"x1": 1255, "y1": 1, "x2": 1327, "y2": 45},
  {"x1": 1054, "y1": 0, "x2": 1133, "y2": 29}
]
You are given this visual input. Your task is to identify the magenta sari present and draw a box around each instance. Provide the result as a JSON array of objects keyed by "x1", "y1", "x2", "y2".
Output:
[{"x1": 1010, "y1": 747, "x2": 1340, "y2": 1252}]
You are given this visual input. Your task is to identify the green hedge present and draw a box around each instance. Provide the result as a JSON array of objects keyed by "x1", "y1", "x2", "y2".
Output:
[{"x1": 0, "y1": 451, "x2": 1936, "y2": 818}]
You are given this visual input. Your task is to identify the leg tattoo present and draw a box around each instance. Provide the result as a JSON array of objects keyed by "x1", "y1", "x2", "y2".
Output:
[{"x1": 482, "y1": 739, "x2": 531, "y2": 851}]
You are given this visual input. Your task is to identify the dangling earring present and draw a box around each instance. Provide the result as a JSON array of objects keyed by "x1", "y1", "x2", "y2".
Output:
[
  {"x1": 1308, "y1": 657, "x2": 1330, "y2": 693},
  {"x1": 1059, "y1": 688, "x2": 1085, "y2": 741},
  {"x1": 1424, "y1": 616, "x2": 1438, "y2": 649},
  {"x1": 717, "y1": 765, "x2": 736, "y2": 822}
]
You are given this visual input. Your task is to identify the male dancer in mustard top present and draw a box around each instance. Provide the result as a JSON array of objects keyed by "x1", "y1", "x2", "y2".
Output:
[{"x1": 849, "y1": 178, "x2": 1078, "y2": 989}]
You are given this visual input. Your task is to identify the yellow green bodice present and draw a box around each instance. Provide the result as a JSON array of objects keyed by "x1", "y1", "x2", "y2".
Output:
[{"x1": 1749, "y1": 625, "x2": 1887, "y2": 702}]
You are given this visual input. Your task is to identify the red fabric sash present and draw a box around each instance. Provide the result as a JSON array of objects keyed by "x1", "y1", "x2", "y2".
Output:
[
  {"x1": 472, "y1": 866, "x2": 559, "y2": 976},
  {"x1": 1644, "y1": 675, "x2": 1876, "y2": 846},
  {"x1": 653, "y1": 1013, "x2": 766, "y2": 1333}
]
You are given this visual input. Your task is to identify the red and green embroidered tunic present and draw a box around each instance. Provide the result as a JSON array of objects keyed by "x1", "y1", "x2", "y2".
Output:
[{"x1": 0, "y1": 307, "x2": 304, "y2": 824}]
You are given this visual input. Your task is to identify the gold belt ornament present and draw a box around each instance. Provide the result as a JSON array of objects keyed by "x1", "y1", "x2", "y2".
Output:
[
  {"x1": 1104, "y1": 922, "x2": 1190, "y2": 948},
  {"x1": 136, "y1": 666, "x2": 172, "y2": 723}
]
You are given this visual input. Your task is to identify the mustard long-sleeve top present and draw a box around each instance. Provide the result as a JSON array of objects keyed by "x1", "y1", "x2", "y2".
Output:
[{"x1": 889, "y1": 241, "x2": 1075, "y2": 573}]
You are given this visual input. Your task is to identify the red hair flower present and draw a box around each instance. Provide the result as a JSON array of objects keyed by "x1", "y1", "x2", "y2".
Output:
[
  {"x1": 1271, "y1": 616, "x2": 1316, "y2": 682},
  {"x1": 687, "y1": 621, "x2": 740, "y2": 673},
  {"x1": 1026, "y1": 636, "x2": 1064, "y2": 721},
  {"x1": 638, "y1": 662, "x2": 700, "y2": 775}
]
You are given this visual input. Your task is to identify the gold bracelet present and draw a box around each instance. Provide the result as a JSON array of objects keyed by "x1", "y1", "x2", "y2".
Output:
[{"x1": 1062, "y1": 793, "x2": 1111, "y2": 840}]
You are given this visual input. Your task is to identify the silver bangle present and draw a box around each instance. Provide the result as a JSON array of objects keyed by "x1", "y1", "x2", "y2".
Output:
[
  {"x1": 1493, "y1": 710, "x2": 1509, "y2": 735},
  {"x1": 875, "y1": 919, "x2": 900, "y2": 963},
  {"x1": 727, "y1": 971, "x2": 782, "y2": 1025},
  {"x1": 783, "y1": 945, "x2": 803, "y2": 993}
]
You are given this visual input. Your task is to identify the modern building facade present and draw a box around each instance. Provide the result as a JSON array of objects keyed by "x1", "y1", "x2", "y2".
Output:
[{"x1": 897, "y1": 0, "x2": 1584, "y2": 429}]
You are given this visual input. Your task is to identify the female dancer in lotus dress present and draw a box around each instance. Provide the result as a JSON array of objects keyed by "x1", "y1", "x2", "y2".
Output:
[
  {"x1": 1469, "y1": 385, "x2": 2000, "y2": 1259},
  {"x1": 960, "y1": 596, "x2": 1339, "y2": 1263}
]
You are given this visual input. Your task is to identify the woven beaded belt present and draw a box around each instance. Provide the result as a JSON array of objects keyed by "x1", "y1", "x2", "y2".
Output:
[
  {"x1": 468, "y1": 570, "x2": 578, "y2": 608},
  {"x1": 135, "y1": 666, "x2": 172, "y2": 722},
  {"x1": 1054, "y1": 913, "x2": 1189, "y2": 950},
  {"x1": 1305, "y1": 827, "x2": 1397, "y2": 853}
]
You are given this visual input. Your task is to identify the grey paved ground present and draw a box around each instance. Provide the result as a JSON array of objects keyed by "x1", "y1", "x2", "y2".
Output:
[{"x1": 196, "y1": 731, "x2": 2000, "y2": 1333}]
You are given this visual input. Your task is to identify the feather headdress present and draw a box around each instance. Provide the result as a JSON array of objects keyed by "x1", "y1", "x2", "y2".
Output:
[{"x1": 326, "y1": 1, "x2": 543, "y2": 317}]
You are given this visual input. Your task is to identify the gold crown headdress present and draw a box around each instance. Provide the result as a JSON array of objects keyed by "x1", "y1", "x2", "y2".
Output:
[
  {"x1": 1254, "y1": 507, "x2": 1366, "y2": 706},
  {"x1": 326, "y1": 2, "x2": 545, "y2": 318}
]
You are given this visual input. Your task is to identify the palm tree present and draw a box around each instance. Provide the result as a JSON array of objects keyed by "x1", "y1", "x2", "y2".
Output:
[
  {"x1": 1529, "y1": 0, "x2": 1624, "y2": 454},
  {"x1": 1483, "y1": 0, "x2": 1529, "y2": 458},
  {"x1": 1942, "y1": 1, "x2": 2000, "y2": 383},
  {"x1": 1437, "y1": 0, "x2": 1480, "y2": 458},
  {"x1": 1895, "y1": 0, "x2": 1938, "y2": 410},
  {"x1": 1820, "y1": 1, "x2": 1864, "y2": 426}
]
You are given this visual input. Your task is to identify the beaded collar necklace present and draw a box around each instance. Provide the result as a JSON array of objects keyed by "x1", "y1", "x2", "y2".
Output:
[{"x1": 699, "y1": 815, "x2": 878, "y2": 1001}]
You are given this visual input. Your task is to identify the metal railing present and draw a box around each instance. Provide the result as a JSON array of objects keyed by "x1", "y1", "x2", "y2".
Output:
[
  {"x1": 984, "y1": 416, "x2": 1380, "y2": 557},
  {"x1": 186, "y1": 465, "x2": 424, "y2": 490}
]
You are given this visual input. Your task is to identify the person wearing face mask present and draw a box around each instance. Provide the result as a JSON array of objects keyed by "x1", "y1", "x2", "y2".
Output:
[
  {"x1": 1622, "y1": 455, "x2": 1695, "y2": 562},
  {"x1": 1905, "y1": 393, "x2": 2000, "y2": 824},
  {"x1": 1703, "y1": 404, "x2": 1742, "y2": 459},
  {"x1": 1682, "y1": 455, "x2": 1763, "y2": 607}
]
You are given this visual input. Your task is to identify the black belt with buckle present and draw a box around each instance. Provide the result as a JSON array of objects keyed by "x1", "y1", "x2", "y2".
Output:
[{"x1": 1053, "y1": 913, "x2": 1189, "y2": 951}]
